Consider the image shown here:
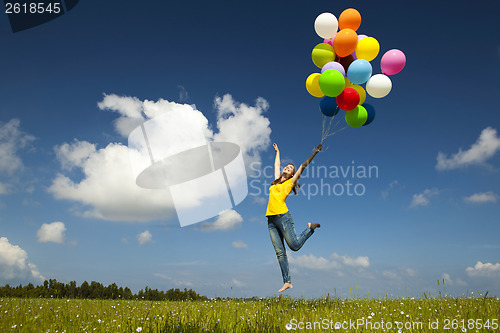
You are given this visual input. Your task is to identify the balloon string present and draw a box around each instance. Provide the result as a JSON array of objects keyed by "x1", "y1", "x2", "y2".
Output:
[{"x1": 320, "y1": 107, "x2": 346, "y2": 146}]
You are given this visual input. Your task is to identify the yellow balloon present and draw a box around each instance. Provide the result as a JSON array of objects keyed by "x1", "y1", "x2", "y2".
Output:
[
  {"x1": 350, "y1": 84, "x2": 366, "y2": 104},
  {"x1": 306, "y1": 73, "x2": 324, "y2": 98},
  {"x1": 355, "y1": 37, "x2": 380, "y2": 61},
  {"x1": 344, "y1": 76, "x2": 353, "y2": 87}
]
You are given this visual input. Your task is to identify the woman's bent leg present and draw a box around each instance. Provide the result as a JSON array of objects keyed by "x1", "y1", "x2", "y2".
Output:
[
  {"x1": 268, "y1": 220, "x2": 290, "y2": 284},
  {"x1": 280, "y1": 212, "x2": 315, "y2": 252}
]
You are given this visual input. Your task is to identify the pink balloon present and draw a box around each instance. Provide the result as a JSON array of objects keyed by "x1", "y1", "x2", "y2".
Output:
[
  {"x1": 380, "y1": 49, "x2": 406, "y2": 75},
  {"x1": 323, "y1": 35, "x2": 336, "y2": 48}
]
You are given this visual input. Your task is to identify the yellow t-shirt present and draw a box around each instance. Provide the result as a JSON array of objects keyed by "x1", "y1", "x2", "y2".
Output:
[{"x1": 266, "y1": 178, "x2": 294, "y2": 216}]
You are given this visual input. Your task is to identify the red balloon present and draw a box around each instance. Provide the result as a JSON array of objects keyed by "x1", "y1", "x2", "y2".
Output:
[{"x1": 336, "y1": 88, "x2": 360, "y2": 111}]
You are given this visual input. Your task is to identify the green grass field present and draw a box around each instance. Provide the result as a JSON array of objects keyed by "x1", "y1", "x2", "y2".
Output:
[{"x1": 1, "y1": 296, "x2": 499, "y2": 332}]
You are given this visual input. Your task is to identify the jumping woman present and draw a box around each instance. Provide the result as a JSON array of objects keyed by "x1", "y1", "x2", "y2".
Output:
[{"x1": 266, "y1": 142, "x2": 322, "y2": 293}]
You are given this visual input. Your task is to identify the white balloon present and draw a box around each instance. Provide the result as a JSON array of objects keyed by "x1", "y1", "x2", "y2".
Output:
[
  {"x1": 314, "y1": 12, "x2": 338, "y2": 39},
  {"x1": 366, "y1": 74, "x2": 392, "y2": 98}
]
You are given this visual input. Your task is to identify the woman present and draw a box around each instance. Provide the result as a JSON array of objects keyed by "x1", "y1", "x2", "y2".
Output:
[{"x1": 266, "y1": 142, "x2": 322, "y2": 293}]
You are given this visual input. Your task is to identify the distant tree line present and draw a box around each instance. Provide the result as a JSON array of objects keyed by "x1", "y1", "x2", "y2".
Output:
[{"x1": 0, "y1": 279, "x2": 207, "y2": 301}]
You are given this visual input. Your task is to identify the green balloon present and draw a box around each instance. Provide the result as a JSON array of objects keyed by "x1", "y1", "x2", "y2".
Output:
[
  {"x1": 345, "y1": 105, "x2": 368, "y2": 128},
  {"x1": 311, "y1": 43, "x2": 335, "y2": 68},
  {"x1": 319, "y1": 69, "x2": 345, "y2": 97}
]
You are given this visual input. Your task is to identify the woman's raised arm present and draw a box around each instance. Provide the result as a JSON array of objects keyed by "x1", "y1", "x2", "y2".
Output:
[
  {"x1": 273, "y1": 143, "x2": 281, "y2": 180},
  {"x1": 290, "y1": 144, "x2": 322, "y2": 186}
]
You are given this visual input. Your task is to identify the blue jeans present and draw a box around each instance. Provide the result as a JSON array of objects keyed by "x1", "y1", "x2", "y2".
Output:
[{"x1": 268, "y1": 211, "x2": 314, "y2": 284}]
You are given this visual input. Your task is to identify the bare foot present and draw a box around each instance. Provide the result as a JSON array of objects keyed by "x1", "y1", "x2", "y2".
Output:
[
  {"x1": 308, "y1": 222, "x2": 321, "y2": 230},
  {"x1": 279, "y1": 282, "x2": 293, "y2": 293}
]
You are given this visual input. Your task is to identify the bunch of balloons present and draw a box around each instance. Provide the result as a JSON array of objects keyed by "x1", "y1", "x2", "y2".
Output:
[{"x1": 306, "y1": 8, "x2": 406, "y2": 128}]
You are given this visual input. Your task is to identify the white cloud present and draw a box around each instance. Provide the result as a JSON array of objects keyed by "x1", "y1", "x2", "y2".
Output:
[
  {"x1": 232, "y1": 240, "x2": 248, "y2": 249},
  {"x1": 0, "y1": 119, "x2": 35, "y2": 175},
  {"x1": 464, "y1": 192, "x2": 497, "y2": 204},
  {"x1": 213, "y1": 94, "x2": 271, "y2": 169},
  {"x1": 231, "y1": 278, "x2": 245, "y2": 288},
  {"x1": 37, "y1": 222, "x2": 66, "y2": 244},
  {"x1": 381, "y1": 180, "x2": 402, "y2": 199},
  {"x1": 98, "y1": 94, "x2": 207, "y2": 138},
  {"x1": 178, "y1": 85, "x2": 189, "y2": 101},
  {"x1": 201, "y1": 210, "x2": 243, "y2": 232},
  {"x1": 252, "y1": 196, "x2": 268, "y2": 205},
  {"x1": 137, "y1": 230, "x2": 152, "y2": 245},
  {"x1": 410, "y1": 188, "x2": 439, "y2": 208},
  {"x1": 331, "y1": 252, "x2": 370, "y2": 268},
  {"x1": 55, "y1": 140, "x2": 96, "y2": 170},
  {"x1": 382, "y1": 268, "x2": 417, "y2": 281},
  {"x1": 442, "y1": 273, "x2": 467, "y2": 286},
  {"x1": 289, "y1": 252, "x2": 370, "y2": 271},
  {"x1": 466, "y1": 261, "x2": 500, "y2": 277},
  {"x1": 0, "y1": 237, "x2": 44, "y2": 283},
  {"x1": 0, "y1": 182, "x2": 9, "y2": 195},
  {"x1": 97, "y1": 94, "x2": 144, "y2": 137},
  {"x1": 50, "y1": 94, "x2": 271, "y2": 224},
  {"x1": 436, "y1": 127, "x2": 500, "y2": 170},
  {"x1": 154, "y1": 273, "x2": 193, "y2": 287},
  {"x1": 49, "y1": 141, "x2": 174, "y2": 222},
  {"x1": 289, "y1": 254, "x2": 334, "y2": 270}
]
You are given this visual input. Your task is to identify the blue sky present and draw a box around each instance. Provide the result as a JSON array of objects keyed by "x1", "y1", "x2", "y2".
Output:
[{"x1": 0, "y1": 0, "x2": 499, "y2": 298}]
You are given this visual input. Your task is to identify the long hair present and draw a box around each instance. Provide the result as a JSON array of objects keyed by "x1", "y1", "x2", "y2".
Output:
[{"x1": 271, "y1": 163, "x2": 300, "y2": 195}]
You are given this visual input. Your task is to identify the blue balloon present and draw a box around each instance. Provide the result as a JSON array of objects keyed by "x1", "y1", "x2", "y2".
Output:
[
  {"x1": 347, "y1": 59, "x2": 372, "y2": 85},
  {"x1": 362, "y1": 103, "x2": 376, "y2": 126},
  {"x1": 320, "y1": 96, "x2": 339, "y2": 117}
]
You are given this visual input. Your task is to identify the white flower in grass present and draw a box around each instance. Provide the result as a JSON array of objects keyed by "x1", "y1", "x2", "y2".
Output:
[{"x1": 136, "y1": 327, "x2": 142, "y2": 332}]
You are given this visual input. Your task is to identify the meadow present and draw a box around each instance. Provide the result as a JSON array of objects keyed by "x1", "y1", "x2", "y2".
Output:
[{"x1": 1, "y1": 295, "x2": 499, "y2": 332}]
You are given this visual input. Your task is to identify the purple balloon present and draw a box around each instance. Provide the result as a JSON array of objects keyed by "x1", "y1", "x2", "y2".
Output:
[
  {"x1": 321, "y1": 61, "x2": 345, "y2": 76},
  {"x1": 351, "y1": 35, "x2": 367, "y2": 60}
]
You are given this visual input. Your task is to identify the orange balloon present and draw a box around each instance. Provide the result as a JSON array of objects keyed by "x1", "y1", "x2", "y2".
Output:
[
  {"x1": 333, "y1": 29, "x2": 358, "y2": 57},
  {"x1": 338, "y1": 8, "x2": 361, "y2": 31}
]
